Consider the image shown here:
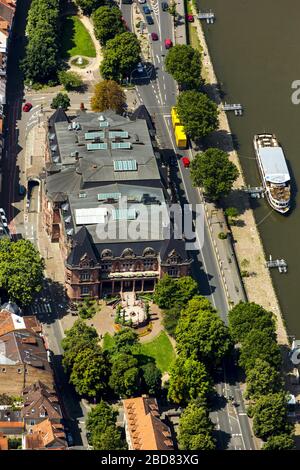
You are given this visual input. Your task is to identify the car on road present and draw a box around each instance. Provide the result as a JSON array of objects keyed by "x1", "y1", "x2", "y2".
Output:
[
  {"x1": 138, "y1": 0, "x2": 146, "y2": 3},
  {"x1": 18, "y1": 184, "x2": 26, "y2": 196},
  {"x1": 137, "y1": 62, "x2": 144, "y2": 73},
  {"x1": 66, "y1": 432, "x2": 74, "y2": 447},
  {"x1": 161, "y1": 1, "x2": 168, "y2": 11},
  {"x1": 181, "y1": 156, "x2": 190, "y2": 168},
  {"x1": 186, "y1": 14, "x2": 194, "y2": 22},
  {"x1": 143, "y1": 5, "x2": 150, "y2": 14},
  {"x1": 146, "y1": 15, "x2": 154, "y2": 24},
  {"x1": 23, "y1": 102, "x2": 32, "y2": 112},
  {"x1": 151, "y1": 32, "x2": 158, "y2": 41},
  {"x1": 164, "y1": 38, "x2": 173, "y2": 49}
]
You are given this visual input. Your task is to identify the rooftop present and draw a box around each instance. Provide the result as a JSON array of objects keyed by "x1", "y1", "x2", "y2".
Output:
[
  {"x1": 258, "y1": 146, "x2": 290, "y2": 184},
  {"x1": 25, "y1": 419, "x2": 67, "y2": 450}
]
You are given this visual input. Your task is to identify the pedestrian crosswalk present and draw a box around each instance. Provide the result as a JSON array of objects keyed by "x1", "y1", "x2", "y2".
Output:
[{"x1": 28, "y1": 302, "x2": 52, "y2": 315}]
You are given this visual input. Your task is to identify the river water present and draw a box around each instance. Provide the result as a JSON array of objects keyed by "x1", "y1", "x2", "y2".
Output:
[{"x1": 197, "y1": 0, "x2": 300, "y2": 336}]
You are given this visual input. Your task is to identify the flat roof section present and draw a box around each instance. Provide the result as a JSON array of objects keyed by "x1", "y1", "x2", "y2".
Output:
[{"x1": 258, "y1": 146, "x2": 290, "y2": 184}]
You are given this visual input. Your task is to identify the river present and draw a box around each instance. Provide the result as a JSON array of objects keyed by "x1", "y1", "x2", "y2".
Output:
[{"x1": 197, "y1": 0, "x2": 300, "y2": 336}]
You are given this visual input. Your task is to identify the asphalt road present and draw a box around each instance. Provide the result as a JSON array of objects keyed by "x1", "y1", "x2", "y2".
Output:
[{"x1": 123, "y1": 0, "x2": 255, "y2": 450}]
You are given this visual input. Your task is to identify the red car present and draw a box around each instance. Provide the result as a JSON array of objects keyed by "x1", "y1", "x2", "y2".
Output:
[
  {"x1": 151, "y1": 32, "x2": 159, "y2": 41},
  {"x1": 182, "y1": 156, "x2": 190, "y2": 168},
  {"x1": 23, "y1": 102, "x2": 32, "y2": 112},
  {"x1": 186, "y1": 14, "x2": 194, "y2": 22},
  {"x1": 164, "y1": 38, "x2": 173, "y2": 49}
]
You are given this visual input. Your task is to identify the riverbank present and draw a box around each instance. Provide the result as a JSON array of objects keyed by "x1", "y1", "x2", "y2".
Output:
[{"x1": 189, "y1": 5, "x2": 289, "y2": 347}]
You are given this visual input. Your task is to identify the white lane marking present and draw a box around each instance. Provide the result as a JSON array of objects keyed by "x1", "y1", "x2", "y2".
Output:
[{"x1": 156, "y1": 54, "x2": 160, "y2": 63}]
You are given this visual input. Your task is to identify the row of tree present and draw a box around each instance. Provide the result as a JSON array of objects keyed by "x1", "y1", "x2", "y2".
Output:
[
  {"x1": 21, "y1": 0, "x2": 61, "y2": 84},
  {"x1": 229, "y1": 302, "x2": 295, "y2": 450},
  {"x1": 61, "y1": 320, "x2": 162, "y2": 400},
  {"x1": 86, "y1": 400, "x2": 126, "y2": 450}
]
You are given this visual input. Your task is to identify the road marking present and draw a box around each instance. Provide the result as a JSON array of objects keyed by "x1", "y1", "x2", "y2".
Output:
[
  {"x1": 156, "y1": 54, "x2": 160, "y2": 63},
  {"x1": 238, "y1": 412, "x2": 247, "y2": 416}
]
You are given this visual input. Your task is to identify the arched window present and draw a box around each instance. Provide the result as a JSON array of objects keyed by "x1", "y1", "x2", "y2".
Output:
[
  {"x1": 121, "y1": 248, "x2": 134, "y2": 258},
  {"x1": 101, "y1": 249, "x2": 113, "y2": 259},
  {"x1": 143, "y1": 247, "x2": 156, "y2": 257}
]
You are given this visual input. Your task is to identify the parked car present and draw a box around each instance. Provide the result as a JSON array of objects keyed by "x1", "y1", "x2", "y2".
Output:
[
  {"x1": 164, "y1": 38, "x2": 173, "y2": 49},
  {"x1": 146, "y1": 14, "x2": 154, "y2": 24},
  {"x1": 151, "y1": 32, "x2": 158, "y2": 41},
  {"x1": 186, "y1": 14, "x2": 194, "y2": 22},
  {"x1": 138, "y1": 0, "x2": 146, "y2": 3},
  {"x1": 23, "y1": 102, "x2": 32, "y2": 112},
  {"x1": 137, "y1": 62, "x2": 144, "y2": 73},
  {"x1": 18, "y1": 184, "x2": 26, "y2": 196},
  {"x1": 143, "y1": 5, "x2": 150, "y2": 14},
  {"x1": 66, "y1": 432, "x2": 74, "y2": 447},
  {"x1": 161, "y1": 1, "x2": 168, "y2": 11},
  {"x1": 181, "y1": 156, "x2": 190, "y2": 168}
]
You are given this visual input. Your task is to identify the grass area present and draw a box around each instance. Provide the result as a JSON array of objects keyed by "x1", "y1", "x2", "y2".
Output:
[
  {"x1": 138, "y1": 331, "x2": 175, "y2": 373},
  {"x1": 61, "y1": 16, "x2": 96, "y2": 59},
  {"x1": 102, "y1": 330, "x2": 176, "y2": 373}
]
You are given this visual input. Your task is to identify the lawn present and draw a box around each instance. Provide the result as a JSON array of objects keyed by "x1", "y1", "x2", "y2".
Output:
[
  {"x1": 61, "y1": 16, "x2": 96, "y2": 59},
  {"x1": 102, "y1": 330, "x2": 176, "y2": 373},
  {"x1": 138, "y1": 332, "x2": 175, "y2": 373}
]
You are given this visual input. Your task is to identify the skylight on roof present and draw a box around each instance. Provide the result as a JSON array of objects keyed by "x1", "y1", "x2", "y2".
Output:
[
  {"x1": 87, "y1": 142, "x2": 108, "y2": 150},
  {"x1": 84, "y1": 131, "x2": 105, "y2": 140},
  {"x1": 112, "y1": 208, "x2": 136, "y2": 220},
  {"x1": 75, "y1": 207, "x2": 108, "y2": 225},
  {"x1": 97, "y1": 192, "x2": 122, "y2": 201},
  {"x1": 111, "y1": 142, "x2": 131, "y2": 150},
  {"x1": 109, "y1": 131, "x2": 129, "y2": 139},
  {"x1": 113, "y1": 160, "x2": 137, "y2": 171}
]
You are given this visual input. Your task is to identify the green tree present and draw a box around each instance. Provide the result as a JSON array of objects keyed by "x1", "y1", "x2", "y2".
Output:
[
  {"x1": 176, "y1": 90, "x2": 218, "y2": 140},
  {"x1": 75, "y1": 0, "x2": 104, "y2": 15},
  {"x1": 224, "y1": 207, "x2": 239, "y2": 225},
  {"x1": 190, "y1": 148, "x2": 239, "y2": 201},
  {"x1": 165, "y1": 45, "x2": 201, "y2": 89},
  {"x1": 229, "y1": 302, "x2": 276, "y2": 343},
  {"x1": 58, "y1": 71, "x2": 83, "y2": 91},
  {"x1": 178, "y1": 401, "x2": 216, "y2": 450},
  {"x1": 112, "y1": 328, "x2": 139, "y2": 355},
  {"x1": 176, "y1": 296, "x2": 233, "y2": 366},
  {"x1": 141, "y1": 362, "x2": 162, "y2": 395},
  {"x1": 262, "y1": 434, "x2": 295, "y2": 450},
  {"x1": 252, "y1": 393, "x2": 293, "y2": 441},
  {"x1": 92, "y1": 6, "x2": 125, "y2": 46},
  {"x1": 61, "y1": 319, "x2": 99, "y2": 371},
  {"x1": 91, "y1": 79, "x2": 126, "y2": 114},
  {"x1": 92, "y1": 425, "x2": 126, "y2": 450},
  {"x1": 109, "y1": 353, "x2": 140, "y2": 397},
  {"x1": 70, "y1": 346, "x2": 109, "y2": 398},
  {"x1": 168, "y1": 0, "x2": 177, "y2": 23},
  {"x1": 153, "y1": 275, "x2": 198, "y2": 310},
  {"x1": 245, "y1": 359, "x2": 283, "y2": 400},
  {"x1": 100, "y1": 31, "x2": 141, "y2": 81},
  {"x1": 50, "y1": 92, "x2": 70, "y2": 110},
  {"x1": 162, "y1": 305, "x2": 181, "y2": 337},
  {"x1": 168, "y1": 355, "x2": 211, "y2": 405},
  {"x1": 0, "y1": 239, "x2": 44, "y2": 306},
  {"x1": 239, "y1": 329, "x2": 282, "y2": 374},
  {"x1": 86, "y1": 401, "x2": 126, "y2": 450}
]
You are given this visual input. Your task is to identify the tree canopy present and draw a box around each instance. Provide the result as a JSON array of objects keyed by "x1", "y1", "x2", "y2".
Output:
[
  {"x1": 21, "y1": 0, "x2": 60, "y2": 84},
  {"x1": 190, "y1": 148, "x2": 239, "y2": 201},
  {"x1": 262, "y1": 434, "x2": 295, "y2": 450},
  {"x1": 61, "y1": 319, "x2": 99, "y2": 372},
  {"x1": 100, "y1": 32, "x2": 141, "y2": 81},
  {"x1": 175, "y1": 296, "x2": 233, "y2": 366},
  {"x1": 75, "y1": 0, "x2": 105, "y2": 16},
  {"x1": 111, "y1": 328, "x2": 139, "y2": 355},
  {"x1": 229, "y1": 302, "x2": 276, "y2": 343},
  {"x1": 92, "y1": 6, "x2": 126, "y2": 46},
  {"x1": 176, "y1": 91, "x2": 218, "y2": 140},
  {"x1": 141, "y1": 362, "x2": 162, "y2": 396},
  {"x1": 153, "y1": 275, "x2": 198, "y2": 310},
  {"x1": 70, "y1": 346, "x2": 110, "y2": 398},
  {"x1": 239, "y1": 329, "x2": 282, "y2": 373},
  {"x1": 252, "y1": 393, "x2": 293, "y2": 441},
  {"x1": 86, "y1": 400, "x2": 126, "y2": 450},
  {"x1": 178, "y1": 401, "x2": 216, "y2": 450},
  {"x1": 245, "y1": 359, "x2": 283, "y2": 400},
  {"x1": 168, "y1": 355, "x2": 211, "y2": 405},
  {"x1": 0, "y1": 238, "x2": 44, "y2": 306},
  {"x1": 51, "y1": 92, "x2": 70, "y2": 110},
  {"x1": 109, "y1": 352, "x2": 140, "y2": 398},
  {"x1": 58, "y1": 71, "x2": 83, "y2": 91},
  {"x1": 91, "y1": 80, "x2": 126, "y2": 114},
  {"x1": 165, "y1": 44, "x2": 202, "y2": 89}
]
